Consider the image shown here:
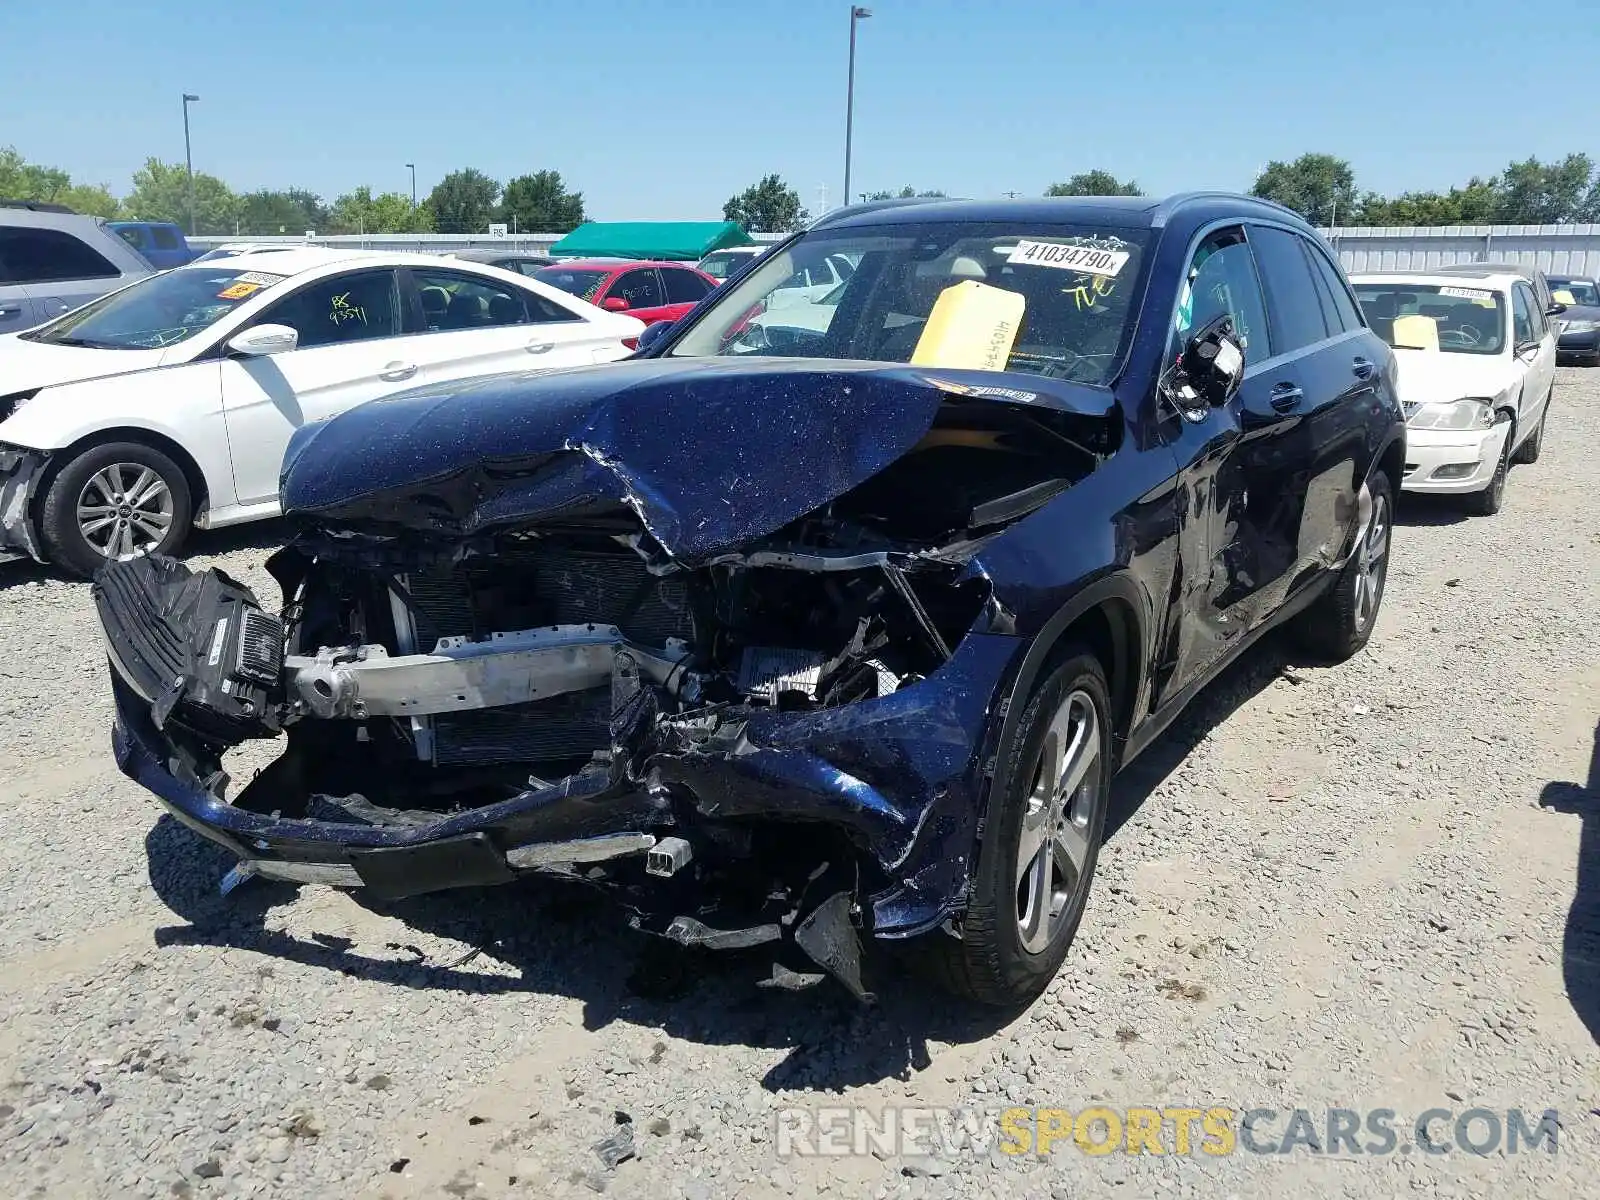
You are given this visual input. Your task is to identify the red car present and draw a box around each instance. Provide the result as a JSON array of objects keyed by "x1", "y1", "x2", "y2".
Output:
[{"x1": 534, "y1": 260, "x2": 718, "y2": 326}]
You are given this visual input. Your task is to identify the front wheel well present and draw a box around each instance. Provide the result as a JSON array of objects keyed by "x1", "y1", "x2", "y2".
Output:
[
  {"x1": 1034, "y1": 597, "x2": 1139, "y2": 767},
  {"x1": 34, "y1": 428, "x2": 210, "y2": 523}
]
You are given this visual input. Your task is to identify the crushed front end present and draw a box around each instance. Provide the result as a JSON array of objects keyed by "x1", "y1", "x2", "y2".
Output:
[{"x1": 94, "y1": 361, "x2": 1117, "y2": 996}]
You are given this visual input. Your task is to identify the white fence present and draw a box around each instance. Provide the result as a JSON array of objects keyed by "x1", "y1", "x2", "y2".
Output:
[
  {"x1": 191, "y1": 225, "x2": 1600, "y2": 277},
  {"x1": 1323, "y1": 225, "x2": 1600, "y2": 277}
]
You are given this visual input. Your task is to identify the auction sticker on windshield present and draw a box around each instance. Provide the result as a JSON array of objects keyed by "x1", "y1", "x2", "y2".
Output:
[
  {"x1": 1007, "y1": 240, "x2": 1129, "y2": 277},
  {"x1": 1439, "y1": 286, "x2": 1494, "y2": 303},
  {"x1": 234, "y1": 271, "x2": 286, "y2": 287}
]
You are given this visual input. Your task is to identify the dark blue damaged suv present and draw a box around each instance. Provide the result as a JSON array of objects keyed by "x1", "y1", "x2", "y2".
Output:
[{"x1": 93, "y1": 194, "x2": 1403, "y2": 1006}]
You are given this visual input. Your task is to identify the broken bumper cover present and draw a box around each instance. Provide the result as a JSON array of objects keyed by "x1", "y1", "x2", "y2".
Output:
[
  {"x1": 0, "y1": 445, "x2": 48, "y2": 563},
  {"x1": 1400, "y1": 424, "x2": 1511, "y2": 494},
  {"x1": 112, "y1": 629, "x2": 1024, "y2": 937}
]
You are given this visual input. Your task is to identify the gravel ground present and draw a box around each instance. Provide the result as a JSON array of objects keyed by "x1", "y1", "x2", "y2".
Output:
[{"x1": 2, "y1": 370, "x2": 1597, "y2": 1200}]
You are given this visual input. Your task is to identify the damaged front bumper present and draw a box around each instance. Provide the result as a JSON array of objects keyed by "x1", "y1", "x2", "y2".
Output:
[
  {"x1": 108, "y1": 595, "x2": 1024, "y2": 947},
  {"x1": 0, "y1": 445, "x2": 48, "y2": 563}
]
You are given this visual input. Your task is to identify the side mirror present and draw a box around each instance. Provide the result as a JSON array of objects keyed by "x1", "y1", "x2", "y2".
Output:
[
  {"x1": 635, "y1": 320, "x2": 674, "y2": 354},
  {"x1": 602, "y1": 296, "x2": 631, "y2": 312},
  {"x1": 1171, "y1": 313, "x2": 1245, "y2": 409},
  {"x1": 1546, "y1": 301, "x2": 1567, "y2": 317},
  {"x1": 226, "y1": 323, "x2": 299, "y2": 357}
]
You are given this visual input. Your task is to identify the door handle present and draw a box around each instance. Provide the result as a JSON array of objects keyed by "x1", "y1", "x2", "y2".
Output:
[
  {"x1": 1268, "y1": 383, "x2": 1304, "y2": 413},
  {"x1": 0, "y1": 305, "x2": 19, "y2": 317},
  {"x1": 380, "y1": 361, "x2": 417, "y2": 381},
  {"x1": 526, "y1": 340, "x2": 554, "y2": 355},
  {"x1": 1351, "y1": 357, "x2": 1377, "y2": 381}
]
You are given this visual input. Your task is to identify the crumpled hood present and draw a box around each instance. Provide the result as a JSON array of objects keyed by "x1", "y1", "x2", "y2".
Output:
[
  {"x1": 0, "y1": 334, "x2": 170, "y2": 396},
  {"x1": 1390, "y1": 348, "x2": 1517, "y2": 407},
  {"x1": 280, "y1": 357, "x2": 1113, "y2": 563}
]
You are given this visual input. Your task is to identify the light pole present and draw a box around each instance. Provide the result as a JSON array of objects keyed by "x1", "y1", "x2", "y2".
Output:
[
  {"x1": 843, "y1": 6, "x2": 870, "y2": 209},
  {"x1": 406, "y1": 162, "x2": 416, "y2": 208},
  {"x1": 181, "y1": 93, "x2": 199, "y2": 235}
]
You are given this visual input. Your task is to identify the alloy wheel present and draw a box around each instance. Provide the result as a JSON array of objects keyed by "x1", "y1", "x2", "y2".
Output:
[
  {"x1": 76, "y1": 463, "x2": 174, "y2": 559},
  {"x1": 1016, "y1": 688, "x2": 1103, "y2": 954},
  {"x1": 1351, "y1": 490, "x2": 1389, "y2": 632}
]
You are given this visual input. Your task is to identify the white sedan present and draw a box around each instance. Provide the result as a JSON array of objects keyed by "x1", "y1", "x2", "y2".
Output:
[
  {"x1": 0, "y1": 248, "x2": 643, "y2": 576},
  {"x1": 1349, "y1": 271, "x2": 1556, "y2": 515}
]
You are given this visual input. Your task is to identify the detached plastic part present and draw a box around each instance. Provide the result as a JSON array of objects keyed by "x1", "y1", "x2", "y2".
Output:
[{"x1": 645, "y1": 837, "x2": 693, "y2": 877}]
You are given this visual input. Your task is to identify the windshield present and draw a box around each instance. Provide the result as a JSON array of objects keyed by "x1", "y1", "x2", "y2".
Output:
[
  {"x1": 1352, "y1": 283, "x2": 1506, "y2": 356},
  {"x1": 669, "y1": 221, "x2": 1149, "y2": 386},
  {"x1": 22, "y1": 265, "x2": 289, "y2": 350},
  {"x1": 534, "y1": 267, "x2": 609, "y2": 302},
  {"x1": 1552, "y1": 279, "x2": 1599, "y2": 306}
]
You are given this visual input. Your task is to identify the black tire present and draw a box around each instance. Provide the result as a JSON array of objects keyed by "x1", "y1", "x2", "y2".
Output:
[
  {"x1": 39, "y1": 441, "x2": 193, "y2": 579},
  {"x1": 1292, "y1": 471, "x2": 1392, "y2": 662},
  {"x1": 1511, "y1": 395, "x2": 1547, "y2": 465},
  {"x1": 1464, "y1": 416, "x2": 1513, "y2": 516},
  {"x1": 919, "y1": 647, "x2": 1113, "y2": 1006}
]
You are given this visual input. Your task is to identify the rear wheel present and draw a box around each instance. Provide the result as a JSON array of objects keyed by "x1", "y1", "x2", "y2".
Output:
[
  {"x1": 920, "y1": 648, "x2": 1112, "y2": 1006},
  {"x1": 39, "y1": 442, "x2": 193, "y2": 579},
  {"x1": 1292, "y1": 472, "x2": 1391, "y2": 662}
]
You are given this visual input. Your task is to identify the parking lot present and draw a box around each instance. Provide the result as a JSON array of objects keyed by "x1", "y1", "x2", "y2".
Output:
[{"x1": 0, "y1": 368, "x2": 1596, "y2": 1198}]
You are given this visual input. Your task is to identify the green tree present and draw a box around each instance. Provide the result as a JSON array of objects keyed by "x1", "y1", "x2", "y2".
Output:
[
  {"x1": 329, "y1": 186, "x2": 434, "y2": 234},
  {"x1": 0, "y1": 146, "x2": 120, "y2": 216},
  {"x1": 427, "y1": 168, "x2": 499, "y2": 234},
  {"x1": 722, "y1": 174, "x2": 805, "y2": 232},
  {"x1": 1045, "y1": 171, "x2": 1142, "y2": 197},
  {"x1": 1356, "y1": 180, "x2": 1499, "y2": 227},
  {"x1": 1493, "y1": 154, "x2": 1593, "y2": 223},
  {"x1": 237, "y1": 188, "x2": 328, "y2": 234},
  {"x1": 125, "y1": 158, "x2": 240, "y2": 234},
  {"x1": 498, "y1": 170, "x2": 585, "y2": 233},
  {"x1": 1250, "y1": 154, "x2": 1356, "y2": 226},
  {"x1": 866, "y1": 186, "x2": 948, "y2": 200}
]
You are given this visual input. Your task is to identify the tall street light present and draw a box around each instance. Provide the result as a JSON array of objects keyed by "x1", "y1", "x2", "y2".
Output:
[
  {"x1": 843, "y1": 6, "x2": 870, "y2": 210},
  {"x1": 406, "y1": 162, "x2": 417, "y2": 208},
  {"x1": 181, "y1": 93, "x2": 200, "y2": 235}
]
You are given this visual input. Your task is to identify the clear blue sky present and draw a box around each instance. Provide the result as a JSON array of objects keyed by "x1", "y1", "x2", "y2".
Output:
[{"x1": 3, "y1": 0, "x2": 1597, "y2": 218}]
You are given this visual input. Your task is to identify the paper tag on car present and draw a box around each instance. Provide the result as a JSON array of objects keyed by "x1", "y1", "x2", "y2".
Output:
[
  {"x1": 1439, "y1": 286, "x2": 1492, "y2": 302},
  {"x1": 218, "y1": 282, "x2": 262, "y2": 300},
  {"x1": 1007, "y1": 240, "x2": 1129, "y2": 277},
  {"x1": 234, "y1": 271, "x2": 286, "y2": 287}
]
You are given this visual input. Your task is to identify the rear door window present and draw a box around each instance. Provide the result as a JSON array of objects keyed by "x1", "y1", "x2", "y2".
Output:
[
  {"x1": 0, "y1": 227, "x2": 121, "y2": 284},
  {"x1": 1249, "y1": 225, "x2": 1333, "y2": 352},
  {"x1": 1303, "y1": 241, "x2": 1363, "y2": 333},
  {"x1": 661, "y1": 268, "x2": 713, "y2": 304}
]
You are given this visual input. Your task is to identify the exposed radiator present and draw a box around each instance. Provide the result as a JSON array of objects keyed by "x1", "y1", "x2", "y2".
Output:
[{"x1": 401, "y1": 546, "x2": 691, "y2": 767}]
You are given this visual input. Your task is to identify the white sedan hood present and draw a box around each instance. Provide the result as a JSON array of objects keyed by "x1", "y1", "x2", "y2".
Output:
[
  {"x1": 1391, "y1": 349, "x2": 1516, "y2": 407},
  {"x1": 0, "y1": 335, "x2": 172, "y2": 395}
]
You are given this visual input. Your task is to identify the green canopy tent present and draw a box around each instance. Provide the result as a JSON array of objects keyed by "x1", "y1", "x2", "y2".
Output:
[{"x1": 548, "y1": 220, "x2": 754, "y2": 261}]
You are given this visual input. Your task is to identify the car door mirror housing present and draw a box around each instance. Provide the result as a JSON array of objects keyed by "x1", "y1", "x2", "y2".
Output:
[
  {"x1": 227, "y1": 323, "x2": 299, "y2": 357},
  {"x1": 1171, "y1": 313, "x2": 1245, "y2": 408},
  {"x1": 602, "y1": 296, "x2": 631, "y2": 312},
  {"x1": 1546, "y1": 301, "x2": 1567, "y2": 317},
  {"x1": 635, "y1": 320, "x2": 674, "y2": 354}
]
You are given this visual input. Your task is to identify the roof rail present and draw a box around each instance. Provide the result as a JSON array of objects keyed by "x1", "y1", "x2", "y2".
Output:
[
  {"x1": 0, "y1": 198, "x2": 76, "y2": 214},
  {"x1": 807, "y1": 196, "x2": 959, "y2": 229},
  {"x1": 1159, "y1": 191, "x2": 1305, "y2": 221}
]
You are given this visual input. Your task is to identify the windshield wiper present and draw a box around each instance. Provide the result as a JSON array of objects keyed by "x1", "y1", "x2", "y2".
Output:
[{"x1": 38, "y1": 336, "x2": 131, "y2": 349}]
